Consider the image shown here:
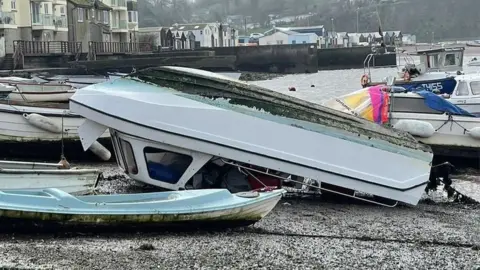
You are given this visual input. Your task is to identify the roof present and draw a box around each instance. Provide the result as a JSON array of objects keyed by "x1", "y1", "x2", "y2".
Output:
[
  {"x1": 410, "y1": 47, "x2": 465, "y2": 55},
  {"x1": 68, "y1": 0, "x2": 111, "y2": 10},
  {"x1": 171, "y1": 24, "x2": 209, "y2": 31}
]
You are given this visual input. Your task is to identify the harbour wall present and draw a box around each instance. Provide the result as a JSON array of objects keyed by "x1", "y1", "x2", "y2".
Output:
[
  {"x1": 2, "y1": 44, "x2": 396, "y2": 74},
  {"x1": 317, "y1": 46, "x2": 396, "y2": 70}
]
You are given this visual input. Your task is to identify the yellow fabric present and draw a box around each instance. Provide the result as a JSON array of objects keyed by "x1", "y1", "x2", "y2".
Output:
[{"x1": 341, "y1": 88, "x2": 374, "y2": 121}]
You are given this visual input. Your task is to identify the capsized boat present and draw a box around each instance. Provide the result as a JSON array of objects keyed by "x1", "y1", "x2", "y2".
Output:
[
  {"x1": 0, "y1": 100, "x2": 111, "y2": 161},
  {"x1": 70, "y1": 66, "x2": 434, "y2": 206},
  {"x1": 0, "y1": 160, "x2": 101, "y2": 195},
  {"x1": 0, "y1": 188, "x2": 285, "y2": 228},
  {"x1": 364, "y1": 47, "x2": 464, "y2": 94},
  {"x1": 323, "y1": 85, "x2": 480, "y2": 158}
]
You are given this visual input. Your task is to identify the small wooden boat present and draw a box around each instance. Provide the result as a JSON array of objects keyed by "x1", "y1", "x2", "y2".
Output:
[
  {"x1": 0, "y1": 101, "x2": 112, "y2": 161},
  {"x1": 0, "y1": 160, "x2": 101, "y2": 195},
  {"x1": 0, "y1": 82, "x2": 76, "y2": 103},
  {"x1": 0, "y1": 188, "x2": 285, "y2": 227}
]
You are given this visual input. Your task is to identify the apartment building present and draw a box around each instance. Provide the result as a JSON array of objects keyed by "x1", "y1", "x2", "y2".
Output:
[
  {"x1": 0, "y1": 0, "x2": 68, "y2": 53},
  {"x1": 0, "y1": 0, "x2": 138, "y2": 54}
]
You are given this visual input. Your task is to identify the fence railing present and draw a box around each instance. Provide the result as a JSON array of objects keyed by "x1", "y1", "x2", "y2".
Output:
[
  {"x1": 13, "y1": 40, "x2": 82, "y2": 55},
  {"x1": 89, "y1": 42, "x2": 152, "y2": 54}
]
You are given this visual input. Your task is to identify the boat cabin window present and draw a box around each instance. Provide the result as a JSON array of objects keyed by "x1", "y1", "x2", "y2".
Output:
[
  {"x1": 427, "y1": 54, "x2": 439, "y2": 68},
  {"x1": 455, "y1": 81, "x2": 470, "y2": 96},
  {"x1": 470, "y1": 81, "x2": 480, "y2": 95},
  {"x1": 444, "y1": 53, "x2": 456, "y2": 66},
  {"x1": 119, "y1": 139, "x2": 138, "y2": 175},
  {"x1": 144, "y1": 147, "x2": 193, "y2": 184}
]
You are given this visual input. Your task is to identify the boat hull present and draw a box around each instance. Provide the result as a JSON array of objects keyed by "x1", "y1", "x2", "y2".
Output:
[
  {"x1": 0, "y1": 169, "x2": 100, "y2": 195},
  {"x1": 0, "y1": 102, "x2": 110, "y2": 143},
  {"x1": 395, "y1": 77, "x2": 457, "y2": 94},
  {"x1": 0, "y1": 188, "x2": 284, "y2": 229},
  {"x1": 390, "y1": 112, "x2": 480, "y2": 157},
  {"x1": 7, "y1": 91, "x2": 75, "y2": 103}
]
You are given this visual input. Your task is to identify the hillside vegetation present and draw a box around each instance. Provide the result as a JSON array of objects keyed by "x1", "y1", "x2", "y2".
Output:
[{"x1": 139, "y1": 0, "x2": 480, "y2": 41}]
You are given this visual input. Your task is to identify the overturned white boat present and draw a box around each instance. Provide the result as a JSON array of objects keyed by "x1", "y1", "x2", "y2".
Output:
[
  {"x1": 0, "y1": 160, "x2": 100, "y2": 195},
  {"x1": 0, "y1": 101, "x2": 112, "y2": 161},
  {"x1": 70, "y1": 66, "x2": 434, "y2": 206}
]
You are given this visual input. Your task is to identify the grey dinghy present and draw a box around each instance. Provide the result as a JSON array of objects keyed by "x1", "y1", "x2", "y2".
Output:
[{"x1": 69, "y1": 66, "x2": 434, "y2": 206}]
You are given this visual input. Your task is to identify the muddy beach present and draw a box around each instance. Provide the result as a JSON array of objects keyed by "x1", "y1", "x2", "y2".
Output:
[{"x1": 0, "y1": 164, "x2": 478, "y2": 269}]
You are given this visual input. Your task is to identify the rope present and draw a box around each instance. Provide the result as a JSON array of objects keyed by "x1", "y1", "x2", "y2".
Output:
[{"x1": 435, "y1": 114, "x2": 469, "y2": 133}]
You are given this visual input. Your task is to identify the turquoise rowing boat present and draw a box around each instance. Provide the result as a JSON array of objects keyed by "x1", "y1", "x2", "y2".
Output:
[{"x1": 0, "y1": 188, "x2": 285, "y2": 228}]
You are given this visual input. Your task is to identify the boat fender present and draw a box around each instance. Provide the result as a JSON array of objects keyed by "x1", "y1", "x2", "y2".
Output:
[
  {"x1": 467, "y1": 127, "x2": 480, "y2": 139},
  {"x1": 88, "y1": 141, "x2": 112, "y2": 161},
  {"x1": 403, "y1": 71, "x2": 411, "y2": 81},
  {"x1": 393, "y1": 120, "x2": 435, "y2": 138},
  {"x1": 361, "y1": 74, "x2": 369, "y2": 87},
  {"x1": 22, "y1": 113, "x2": 62, "y2": 133}
]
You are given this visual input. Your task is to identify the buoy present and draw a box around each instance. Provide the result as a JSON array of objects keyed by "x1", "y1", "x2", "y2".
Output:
[
  {"x1": 310, "y1": 84, "x2": 315, "y2": 87},
  {"x1": 57, "y1": 156, "x2": 71, "y2": 169},
  {"x1": 393, "y1": 120, "x2": 435, "y2": 138},
  {"x1": 23, "y1": 113, "x2": 62, "y2": 133},
  {"x1": 88, "y1": 140, "x2": 111, "y2": 161},
  {"x1": 288, "y1": 86, "x2": 296, "y2": 91},
  {"x1": 467, "y1": 127, "x2": 480, "y2": 139}
]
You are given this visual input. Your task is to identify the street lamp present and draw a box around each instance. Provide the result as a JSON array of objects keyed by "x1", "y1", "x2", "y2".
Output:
[{"x1": 356, "y1": 7, "x2": 359, "y2": 33}]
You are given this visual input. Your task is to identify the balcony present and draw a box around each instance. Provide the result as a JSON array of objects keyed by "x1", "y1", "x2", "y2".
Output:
[
  {"x1": 111, "y1": 0, "x2": 127, "y2": 10},
  {"x1": 112, "y1": 20, "x2": 128, "y2": 32},
  {"x1": 0, "y1": 12, "x2": 16, "y2": 29},
  {"x1": 32, "y1": 14, "x2": 55, "y2": 30},
  {"x1": 52, "y1": 0, "x2": 67, "y2": 5},
  {"x1": 53, "y1": 16, "x2": 67, "y2": 31}
]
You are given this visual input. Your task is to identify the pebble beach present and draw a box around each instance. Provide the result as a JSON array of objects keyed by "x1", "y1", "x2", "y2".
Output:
[{"x1": 0, "y1": 164, "x2": 478, "y2": 269}]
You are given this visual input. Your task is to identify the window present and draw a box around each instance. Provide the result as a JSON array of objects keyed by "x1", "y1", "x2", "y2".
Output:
[
  {"x1": 119, "y1": 139, "x2": 138, "y2": 175},
  {"x1": 276, "y1": 40, "x2": 283, "y2": 44},
  {"x1": 200, "y1": 30, "x2": 203, "y2": 35},
  {"x1": 103, "y1": 10, "x2": 109, "y2": 24},
  {"x1": 60, "y1": 6, "x2": 65, "y2": 15},
  {"x1": 470, "y1": 81, "x2": 480, "y2": 95},
  {"x1": 445, "y1": 53, "x2": 456, "y2": 66},
  {"x1": 292, "y1": 40, "x2": 296, "y2": 44},
  {"x1": 44, "y1": 3, "x2": 49, "y2": 14},
  {"x1": 10, "y1": 0, "x2": 16, "y2": 10},
  {"x1": 302, "y1": 41, "x2": 306, "y2": 44},
  {"x1": 144, "y1": 147, "x2": 193, "y2": 184},
  {"x1": 455, "y1": 81, "x2": 470, "y2": 96},
  {"x1": 77, "y1": 8, "x2": 84, "y2": 22},
  {"x1": 128, "y1": 11, "x2": 137, "y2": 22}
]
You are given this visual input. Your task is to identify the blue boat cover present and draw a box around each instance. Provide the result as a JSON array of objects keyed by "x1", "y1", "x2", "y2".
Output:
[{"x1": 416, "y1": 90, "x2": 476, "y2": 117}]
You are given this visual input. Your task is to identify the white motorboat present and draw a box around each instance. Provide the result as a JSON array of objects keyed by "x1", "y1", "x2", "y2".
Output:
[
  {"x1": 365, "y1": 47, "x2": 464, "y2": 94},
  {"x1": 0, "y1": 101, "x2": 111, "y2": 161},
  {"x1": 466, "y1": 57, "x2": 480, "y2": 67},
  {"x1": 0, "y1": 160, "x2": 100, "y2": 195},
  {"x1": 324, "y1": 85, "x2": 480, "y2": 158},
  {"x1": 69, "y1": 66, "x2": 434, "y2": 206}
]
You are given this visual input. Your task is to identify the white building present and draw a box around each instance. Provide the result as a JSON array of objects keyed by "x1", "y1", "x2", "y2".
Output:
[
  {"x1": 258, "y1": 30, "x2": 317, "y2": 45},
  {"x1": 172, "y1": 23, "x2": 213, "y2": 47}
]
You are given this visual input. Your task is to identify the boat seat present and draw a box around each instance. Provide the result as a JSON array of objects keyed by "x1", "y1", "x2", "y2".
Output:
[{"x1": 147, "y1": 161, "x2": 182, "y2": 184}]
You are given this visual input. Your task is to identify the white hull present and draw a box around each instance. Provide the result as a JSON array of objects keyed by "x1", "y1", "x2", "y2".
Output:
[
  {"x1": 0, "y1": 168, "x2": 100, "y2": 195},
  {"x1": 7, "y1": 91, "x2": 75, "y2": 102},
  {"x1": 70, "y1": 76, "x2": 434, "y2": 206},
  {"x1": 390, "y1": 112, "x2": 480, "y2": 148},
  {"x1": 0, "y1": 103, "x2": 110, "y2": 143}
]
